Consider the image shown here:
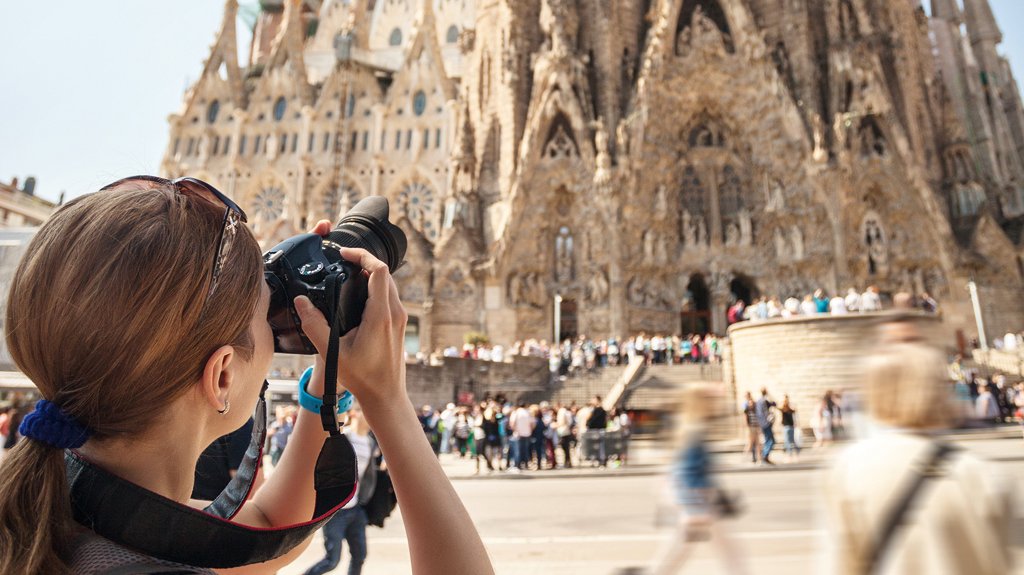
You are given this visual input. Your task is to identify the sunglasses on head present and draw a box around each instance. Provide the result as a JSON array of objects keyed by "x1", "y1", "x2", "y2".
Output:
[{"x1": 100, "y1": 175, "x2": 249, "y2": 302}]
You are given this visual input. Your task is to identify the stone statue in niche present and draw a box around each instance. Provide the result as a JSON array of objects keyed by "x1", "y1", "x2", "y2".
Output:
[
  {"x1": 681, "y1": 210, "x2": 697, "y2": 249},
  {"x1": 593, "y1": 120, "x2": 612, "y2": 186},
  {"x1": 627, "y1": 277, "x2": 645, "y2": 306},
  {"x1": 696, "y1": 217, "x2": 708, "y2": 247},
  {"x1": 725, "y1": 221, "x2": 740, "y2": 247},
  {"x1": 539, "y1": 0, "x2": 578, "y2": 57},
  {"x1": 811, "y1": 113, "x2": 827, "y2": 162},
  {"x1": 790, "y1": 225, "x2": 805, "y2": 261},
  {"x1": 863, "y1": 214, "x2": 889, "y2": 274},
  {"x1": 643, "y1": 230, "x2": 656, "y2": 263},
  {"x1": 738, "y1": 208, "x2": 753, "y2": 246},
  {"x1": 655, "y1": 185, "x2": 668, "y2": 216},
  {"x1": 766, "y1": 179, "x2": 785, "y2": 212},
  {"x1": 616, "y1": 121, "x2": 631, "y2": 171},
  {"x1": 586, "y1": 268, "x2": 610, "y2": 305},
  {"x1": 655, "y1": 236, "x2": 668, "y2": 265},
  {"x1": 508, "y1": 273, "x2": 523, "y2": 306},
  {"x1": 774, "y1": 227, "x2": 787, "y2": 260},
  {"x1": 555, "y1": 226, "x2": 574, "y2": 283}
]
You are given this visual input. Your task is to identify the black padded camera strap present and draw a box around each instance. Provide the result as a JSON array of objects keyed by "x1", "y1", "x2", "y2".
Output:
[
  {"x1": 65, "y1": 384, "x2": 358, "y2": 568},
  {"x1": 321, "y1": 272, "x2": 343, "y2": 436}
]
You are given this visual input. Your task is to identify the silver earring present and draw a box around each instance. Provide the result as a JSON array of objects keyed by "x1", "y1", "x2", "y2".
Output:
[{"x1": 218, "y1": 399, "x2": 230, "y2": 415}]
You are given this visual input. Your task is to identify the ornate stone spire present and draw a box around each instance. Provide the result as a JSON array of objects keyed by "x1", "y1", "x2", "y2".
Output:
[
  {"x1": 962, "y1": 0, "x2": 1002, "y2": 44},
  {"x1": 930, "y1": 0, "x2": 961, "y2": 24}
]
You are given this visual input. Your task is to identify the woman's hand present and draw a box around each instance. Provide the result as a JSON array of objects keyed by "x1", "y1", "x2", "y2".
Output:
[{"x1": 293, "y1": 246, "x2": 407, "y2": 408}]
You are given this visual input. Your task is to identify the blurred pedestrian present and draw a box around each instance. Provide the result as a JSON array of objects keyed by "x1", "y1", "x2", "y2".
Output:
[
  {"x1": 975, "y1": 381, "x2": 1000, "y2": 424},
  {"x1": 755, "y1": 388, "x2": 777, "y2": 465},
  {"x1": 824, "y1": 343, "x2": 1012, "y2": 574},
  {"x1": 741, "y1": 392, "x2": 760, "y2": 464},
  {"x1": 304, "y1": 407, "x2": 378, "y2": 575},
  {"x1": 649, "y1": 386, "x2": 750, "y2": 575},
  {"x1": 780, "y1": 395, "x2": 800, "y2": 462},
  {"x1": 812, "y1": 396, "x2": 833, "y2": 448}
]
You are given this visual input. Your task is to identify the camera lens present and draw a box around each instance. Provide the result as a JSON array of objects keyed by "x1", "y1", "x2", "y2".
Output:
[{"x1": 323, "y1": 196, "x2": 407, "y2": 270}]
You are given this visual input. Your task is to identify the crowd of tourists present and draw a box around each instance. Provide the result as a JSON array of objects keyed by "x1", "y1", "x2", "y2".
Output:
[
  {"x1": 727, "y1": 286, "x2": 939, "y2": 324},
  {"x1": 416, "y1": 396, "x2": 631, "y2": 472},
  {"x1": 738, "y1": 387, "x2": 850, "y2": 465},
  {"x1": 949, "y1": 357, "x2": 1024, "y2": 428},
  {"x1": 413, "y1": 333, "x2": 724, "y2": 371}
]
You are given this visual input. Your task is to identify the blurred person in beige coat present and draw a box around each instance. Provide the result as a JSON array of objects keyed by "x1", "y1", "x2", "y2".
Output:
[{"x1": 823, "y1": 342, "x2": 1013, "y2": 575}]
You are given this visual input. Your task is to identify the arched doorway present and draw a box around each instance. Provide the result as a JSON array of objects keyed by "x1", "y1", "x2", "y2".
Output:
[
  {"x1": 558, "y1": 298, "x2": 578, "y2": 342},
  {"x1": 729, "y1": 275, "x2": 758, "y2": 305},
  {"x1": 680, "y1": 274, "x2": 711, "y2": 335}
]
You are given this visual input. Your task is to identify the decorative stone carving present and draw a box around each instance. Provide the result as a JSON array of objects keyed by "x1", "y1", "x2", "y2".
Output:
[
  {"x1": 765, "y1": 179, "x2": 785, "y2": 212},
  {"x1": 593, "y1": 120, "x2": 612, "y2": 186},
  {"x1": 643, "y1": 230, "x2": 656, "y2": 263},
  {"x1": 676, "y1": 7, "x2": 729, "y2": 59},
  {"x1": 555, "y1": 226, "x2": 574, "y2": 283},
  {"x1": 681, "y1": 209, "x2": 697, "y2": 249},
  {"x1": 738, "y1": 208, "x2": 753, "y2": 246},
  {"x1": 774, "y1": 227, "x2": 787, "y2": 260},
  {"x1": 586, "y1": 268, "x2": 610, "y2": 305},
  {"x1": 862, "y1": 212, "x2": 889, "y2": 274},
  {"x1": 725, "y1": 221, "x2": 740, "y2": 246},
  {"x1": 790, "y1": 225, "x2": 805, "y2": 261},
  {"x1": 508, "y1": 272, "x2": 548, "y2": 309},
  {"x1": 655, "y1": 184, "x2": 668, "y2": 216}
]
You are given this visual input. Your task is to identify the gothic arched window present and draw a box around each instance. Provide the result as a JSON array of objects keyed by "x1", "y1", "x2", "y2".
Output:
[
  {"x1": 207, "y1": 100, "x2": 220, "y2": 124},
  {"x1": 446, "y1": 25, "x2": 459, "y2": 44},
  {"x1": 389, "y1": 28, "x2": 403, "y2": 47},
  {"x1": 719, "y1": 165, "x2": 743, "y2": 217},
  {"x1": 273, "y1": 97, "x2": 287, "y2": 122},
  {"x1": 252, "y1": 186, "x2": 286, "y2": 221},
  {"x1": 399, "y1": 182, "x2": 439, "y2": 241},
  {"x1": 680, "y1": 166, "x2": 705, "y2": 216}
]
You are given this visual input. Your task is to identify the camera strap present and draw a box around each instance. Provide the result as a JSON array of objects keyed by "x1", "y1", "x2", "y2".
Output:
[
  {"x1": 65, "y1": 382, "x2": 359, "y2": 568},
  {"x1": 320, "y1": 272, "x2": 344, "y2": 436}
]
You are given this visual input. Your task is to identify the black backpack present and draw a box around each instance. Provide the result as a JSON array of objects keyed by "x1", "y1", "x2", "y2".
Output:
[{"x1": 364, "y1": 469, "x2": 397, "y2": 528}]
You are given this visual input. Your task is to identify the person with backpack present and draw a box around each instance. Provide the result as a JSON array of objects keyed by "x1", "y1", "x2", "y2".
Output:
[
  {"x1": 824, "y1": 343, "x2": 1011, "y2": 574},
  {"x1": 304, "y1": 407, "x2": 379, "y2": 575}
]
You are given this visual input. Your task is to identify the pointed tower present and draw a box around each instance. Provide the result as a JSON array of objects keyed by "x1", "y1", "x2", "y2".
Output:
[{"x1": 930, "y1": 0, "x2": 961, "y2": 24}]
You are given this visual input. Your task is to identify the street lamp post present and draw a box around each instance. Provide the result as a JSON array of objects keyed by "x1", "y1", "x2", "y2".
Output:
[
  {"x1": 554, "y1": 293, "x2": 563, "y2": 345},
  {"x1": 967, "y1": 279, "x2": 988, "y2": 351}
]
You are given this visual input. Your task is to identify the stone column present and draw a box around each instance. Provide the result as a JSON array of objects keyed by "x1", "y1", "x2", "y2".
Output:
[
  {"x1": 707, "y1": 162, "x2": 723, "y2": 246},
  {"x1": 711, "y1": 289, "x2": 730, "y2": 335}
]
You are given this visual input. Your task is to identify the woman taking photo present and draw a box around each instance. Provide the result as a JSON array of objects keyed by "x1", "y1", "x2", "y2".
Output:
[{"x1": 0, "y1": 177, "x2": 493, "y2": 574}]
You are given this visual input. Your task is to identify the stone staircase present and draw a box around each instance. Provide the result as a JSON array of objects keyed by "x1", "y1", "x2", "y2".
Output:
[
  {"x1": 548, "y1": 365, "x2": 630, "y2": 406},
  {"x1": 620, "y1": 363, "x2": 739, "y2": 440}
]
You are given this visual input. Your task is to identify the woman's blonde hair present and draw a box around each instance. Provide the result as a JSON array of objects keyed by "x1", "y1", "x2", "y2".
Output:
[
  {"x1": 865, "y1": 342, "x2": 953, "y2": 429},
  {"x1": 0, "y1": 183, "x2": 262, "y2": 573}
]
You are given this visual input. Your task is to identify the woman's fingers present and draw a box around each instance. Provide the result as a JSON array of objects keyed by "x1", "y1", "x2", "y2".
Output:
[
  {"x1": 294, "y1": 296, "x2": 329, "y2": 355},
  {"x1": 310, "y1": 220, "x2": 332, "y2": 235}
]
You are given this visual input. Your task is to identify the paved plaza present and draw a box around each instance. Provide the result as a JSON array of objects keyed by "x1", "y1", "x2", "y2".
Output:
[{"x1": 279, "y1": 436, "x2": 1024, "y2": 575}]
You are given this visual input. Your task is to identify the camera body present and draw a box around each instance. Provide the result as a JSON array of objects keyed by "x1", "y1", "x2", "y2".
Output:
[
  {"x1": 264, "y1": 196, "x2": 407, "y2": 355},
  {"x1": 264, "y1": 234, "x2": 368, "y2": 354}
]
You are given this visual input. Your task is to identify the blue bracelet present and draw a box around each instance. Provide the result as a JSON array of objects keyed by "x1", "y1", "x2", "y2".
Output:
[{"x1": 298, "y1": 366, "x2": 353, "y2": 416}]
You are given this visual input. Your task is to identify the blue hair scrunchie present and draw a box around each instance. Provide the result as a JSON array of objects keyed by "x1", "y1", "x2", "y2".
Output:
[{"x1": 18, "y1": 399, "x2": 92, "y2": 449}]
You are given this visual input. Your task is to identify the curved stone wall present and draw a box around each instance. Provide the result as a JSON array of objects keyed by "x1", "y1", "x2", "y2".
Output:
[{"x1": 727, "y1": 312, "x2": 946, "y2": 431}]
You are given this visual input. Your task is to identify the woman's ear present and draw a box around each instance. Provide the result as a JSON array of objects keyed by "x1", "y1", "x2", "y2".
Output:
[{"x1": 200, "y1": 345, "x2": 237, "y2": 413}]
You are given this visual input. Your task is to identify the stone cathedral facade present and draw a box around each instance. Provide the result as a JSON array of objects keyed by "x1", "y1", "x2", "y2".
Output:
[{"x1": 163, "y1": 0, "x2": 1024, "y2": 352}]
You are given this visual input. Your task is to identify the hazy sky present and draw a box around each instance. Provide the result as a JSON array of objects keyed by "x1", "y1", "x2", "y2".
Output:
[{"x1": 2, "y1": 1, "x2": 1023, "y2": 203}]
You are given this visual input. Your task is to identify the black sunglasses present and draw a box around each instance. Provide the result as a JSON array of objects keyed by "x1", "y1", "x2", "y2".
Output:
[{"x1": 100, "y1": 175, "x2": 248, "y2": 302}]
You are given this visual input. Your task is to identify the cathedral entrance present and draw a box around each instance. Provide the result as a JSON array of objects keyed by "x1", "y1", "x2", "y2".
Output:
[
  {"x1": 558, "y1": 298, "x2": 579, "y2": 342},
  {"x1": 729, "y1": 275, "x2": 759, "y2": 305},
  {"x1": 680, "y1": 274, "x2": 711, "y2": 335}
]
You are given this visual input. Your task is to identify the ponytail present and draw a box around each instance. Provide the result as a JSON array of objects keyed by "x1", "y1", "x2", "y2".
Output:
[{"x1": 0, "y1": 439, "x2": 73, "y2": 574}]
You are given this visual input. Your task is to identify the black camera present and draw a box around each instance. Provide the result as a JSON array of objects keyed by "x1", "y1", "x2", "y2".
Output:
[{"x1": 264, "y1": 196, "x2": 407, "y2": 354}]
